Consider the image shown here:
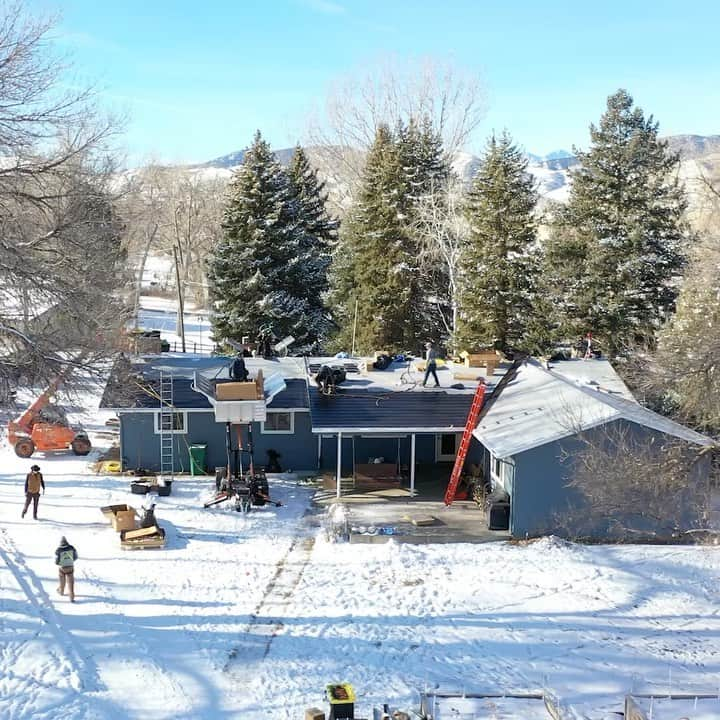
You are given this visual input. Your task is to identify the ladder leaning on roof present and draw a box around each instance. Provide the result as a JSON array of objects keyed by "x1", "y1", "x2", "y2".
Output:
[
  {"x1": 444, "y1": 381, "x2": 486, "y2": 506},
  {"x1": 158, "y1": 370, "x2": 175, "y2": 483},
  {"x1": 444, "y1": 356, "x2": 527, "y2": 506}
]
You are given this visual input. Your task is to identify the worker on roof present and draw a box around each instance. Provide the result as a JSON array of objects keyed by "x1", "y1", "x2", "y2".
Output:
[
  {"x1": 231, "y1": 353, "x2": 249, "y2": 382},
  {"x1": 21, "y1": 464, "x2": 45, "y2": 520},
  {"x1": 422, "y1": 342, "x2": 441, "y2": 388}
]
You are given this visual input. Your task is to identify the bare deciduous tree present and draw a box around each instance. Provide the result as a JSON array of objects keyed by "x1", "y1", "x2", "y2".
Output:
[
  {"x1": 557, "y1": 417, "x2": 715, "y2": 540},
  {"x1": 306, "y1": 55, "x2": 486, "y2": 209},
  {"x1": 120, "y1": 165, "x2": 225, "y2": 331},
  {"x1": 119, "y1": 164, "x2": 168, "y2": 327},
  {"x1": 0, "y1": 3, "x2": 125, "y2": 388},
  {"x1": 636, "y1": 172, "x2": 720, "y2": 430},
  {"x1": 412, "y1": 178, "x2": 468, "y2": 349}
]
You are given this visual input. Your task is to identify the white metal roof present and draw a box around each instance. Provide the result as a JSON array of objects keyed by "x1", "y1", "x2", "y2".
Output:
[{"x1": 474, "y1": 359, "x2": 714, "y2": 459}]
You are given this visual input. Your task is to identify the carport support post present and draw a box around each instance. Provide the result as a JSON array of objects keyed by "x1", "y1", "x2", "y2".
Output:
[
  {"x1": 336, "y1": 431, "x2": 342, "y2": 499},
  {"x1": 410, "y1": 433, "x2": 416, "y2": 497}
]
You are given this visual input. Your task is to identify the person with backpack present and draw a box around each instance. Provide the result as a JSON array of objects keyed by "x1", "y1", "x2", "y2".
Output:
[
  {"x1": 55, "y1": 536, "x2": 78, "y2": 602},
  {"x1": 21, "y1": 464, "x2": 45, "y2": 520}
]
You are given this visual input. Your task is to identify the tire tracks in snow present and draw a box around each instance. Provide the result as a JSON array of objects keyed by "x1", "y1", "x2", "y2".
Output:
[
  {"x1": 224, "y1": 531, "x2": 316, "y2": 673},
  {"x1": 0, "y1": 527, "x2": 101, "y2": 695}
]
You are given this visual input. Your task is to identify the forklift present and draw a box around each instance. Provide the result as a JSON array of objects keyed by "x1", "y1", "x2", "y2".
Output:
[{"x1": 8, "y1": 376, "x2": 91, "y2": 458}]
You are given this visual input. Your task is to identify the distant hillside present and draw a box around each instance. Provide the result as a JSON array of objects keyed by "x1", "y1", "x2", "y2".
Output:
[
  {"x1": 200, "y1": 147, "x2": 298, "y2": 169},
  {"x1": 666, "y1": 134, "x2": 720, "y2": 159},
  {"x1": 192, "y1": 134, "x2": 720, "y2": 227}
]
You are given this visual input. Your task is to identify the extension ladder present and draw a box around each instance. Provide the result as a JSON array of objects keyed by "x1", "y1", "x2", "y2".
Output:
[
  {"x1": 158, "y1": 370, "x2": 175, "y2": 483},
  {"x1": 444, "y1": 381, "x2": 486, "y2": 506}
]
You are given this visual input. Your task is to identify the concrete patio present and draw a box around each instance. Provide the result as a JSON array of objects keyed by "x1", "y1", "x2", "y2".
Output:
[{"x1": 311, "y1": 468, "x2": 510, "y2": 544}]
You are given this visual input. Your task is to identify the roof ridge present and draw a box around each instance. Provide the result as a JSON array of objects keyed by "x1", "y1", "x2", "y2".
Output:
[{"x1": 529, "y1": 358, "x2": 714, "y2": 446}]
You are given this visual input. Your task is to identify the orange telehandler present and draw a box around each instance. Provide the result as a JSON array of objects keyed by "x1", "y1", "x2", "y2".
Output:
[{"x1": 7, "y1": 376, "x2": 91, "y2": 458}]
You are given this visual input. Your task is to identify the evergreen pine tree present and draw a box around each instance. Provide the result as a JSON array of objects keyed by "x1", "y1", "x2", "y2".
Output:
[
  {"x1": 396, "y1": 116, "x2": 452, "y2": 347},
  {"x1": 330, "y1": 124, "x2": 413, "y2": 353},
  {"x1": 208, "y1": 131, "x2": 328, "y2": 348},
  {"x1": 330, "y1": 118, "x2": 453, "y2": 354},
  {"x1": 655, "y1": 236, "x2": 720, "y2": 429},
  {"x1": 456, "y1": 131, "x2": 539, "y2": 353},
  {"x1": 544, "y1": 89, "x2": 689, "y2": 356},
  {"x1": 287, "y1": 145, "x2": 336, "y2": 344}
]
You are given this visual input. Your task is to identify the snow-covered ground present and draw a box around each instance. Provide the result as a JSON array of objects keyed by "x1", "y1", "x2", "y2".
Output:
[
  {"x1": 135, "y1": 294, "x2": 214, "y2": 353},
  {"x1": 2, "y1": 381, "x2": 720, "y2": 719}
]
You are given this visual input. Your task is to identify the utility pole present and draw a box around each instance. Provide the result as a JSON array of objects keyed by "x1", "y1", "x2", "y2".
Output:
[
  {"x1": 173, "y1": 245, "x2": 186, "y2": 352},
  {"x1": 351, "y1": 300, "x2": 358, "y2": 357}
]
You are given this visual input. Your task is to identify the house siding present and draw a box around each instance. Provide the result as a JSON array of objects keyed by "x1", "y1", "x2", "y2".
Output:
[
  {"x1": 510, "y1": 437, "x2": 585, "y2": 538},
  {"x1": 509, "y1": 419, "x2": 711, "y2": 539},
  {"x1": 119, "y1": 410, "x2": 317, "y2": 474}
]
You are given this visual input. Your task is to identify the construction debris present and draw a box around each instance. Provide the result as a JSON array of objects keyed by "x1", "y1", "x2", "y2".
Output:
[{"x1": 120, "y1": 524, "x2": 166, "y2": 550}]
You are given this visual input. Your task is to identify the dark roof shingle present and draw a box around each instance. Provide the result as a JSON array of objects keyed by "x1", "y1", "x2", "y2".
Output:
[{"x1": 309, "y1": 387, "x2": 473, "y2": 431}]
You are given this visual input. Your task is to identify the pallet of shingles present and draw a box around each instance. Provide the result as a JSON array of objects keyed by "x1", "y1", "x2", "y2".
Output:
[{"x1": 120, "y1": 524, "x2": 166, "y2": 550}]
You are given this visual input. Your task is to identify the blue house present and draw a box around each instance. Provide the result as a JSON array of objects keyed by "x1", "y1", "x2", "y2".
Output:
[
  {"x1": 101, "y1": 354, "x2": 715, "y2": 539},
  {"x1": 471, "y1": 358, "x2": 715, "y2": 539},
  {"x1": 101, "y1": 356, "x2": 315, "y2": 475},
  {"x1": 100, "y1": 355, "x2": 482, "y2": 490}
]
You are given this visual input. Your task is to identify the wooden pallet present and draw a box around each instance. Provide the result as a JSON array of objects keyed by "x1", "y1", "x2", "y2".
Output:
[
  {"x1": 121, "y1": 540, "x2": 166, "y2": 550},
  {"x1": 120, "y1": 525, "x2": 165, "y2": 550}
]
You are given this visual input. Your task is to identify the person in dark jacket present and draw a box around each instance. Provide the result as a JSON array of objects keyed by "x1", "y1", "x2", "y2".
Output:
[
  {"x1": 55, "y1": 536, "x2": 78, "y2": 602},
  {"x1": 22, "y1": 464, "x2": 45, "y2": 520},
  {"x1": 231, "y1": 353, "x2": 249, "y2": 382},
  {"x1": 422, "y1": 342, "x2": 440, "y2": 387}
]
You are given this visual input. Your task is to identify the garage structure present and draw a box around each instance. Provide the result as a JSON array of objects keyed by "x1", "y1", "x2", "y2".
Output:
[{"x1": 472, "y1": 358, "x2": 715, "y2": 538}]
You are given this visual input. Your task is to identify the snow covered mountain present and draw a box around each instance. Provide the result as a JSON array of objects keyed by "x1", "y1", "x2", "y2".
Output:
[
  {"x1": 200, "y1": 146, "x2": 298, "y2": 169},
  {"x1": 194, "y1": 134, "x2": 720, "y2": 217}
]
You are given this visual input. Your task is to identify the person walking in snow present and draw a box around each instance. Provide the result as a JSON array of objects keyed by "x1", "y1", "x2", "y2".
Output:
[
  {"x1": 21, "y1": 464, "x2": 45, "y2": 520},
  {"x1": 55, "y1": 536, "x2": 78, "y2": 602},
  {"x1": 422, "y1": 342, "x2": 440, "y2": 388}
]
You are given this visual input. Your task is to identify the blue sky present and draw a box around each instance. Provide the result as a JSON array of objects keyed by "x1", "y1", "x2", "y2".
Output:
[{"x1": 34, "y1": 0, "x2": 720, "y2": 165}]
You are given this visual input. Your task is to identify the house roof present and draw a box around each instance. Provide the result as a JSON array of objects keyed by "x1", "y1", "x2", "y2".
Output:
[
  {"x1": 102, "y1": 353, "x2": 490, "y2": 414},
  {"x1": 473, "y1": 359, "x2": 714, "y2": 459},
  {"x1": 195, "y1": 356, "x2": 310, "y2": 382},
  {"x1": 100, "y1": 355, "x2": 309, "y2": 411},
  {"x1": 309, "y1": 385, "x2": 475, "y2": 433}
]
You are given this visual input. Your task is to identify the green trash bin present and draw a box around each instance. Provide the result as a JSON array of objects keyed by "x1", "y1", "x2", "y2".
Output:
[{"x1": 189, "y1": 443, "x2": 208, "y2": 475}]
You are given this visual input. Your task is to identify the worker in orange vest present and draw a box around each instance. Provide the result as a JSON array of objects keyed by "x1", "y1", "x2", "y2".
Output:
[{"x1": 21, "y1": 464, "x2": 45, "y2": 520}]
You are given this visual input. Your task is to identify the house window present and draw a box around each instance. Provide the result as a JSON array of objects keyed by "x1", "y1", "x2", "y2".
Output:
[
  {"x1": 436, "y1": 433, "x2": 460, "y2": 462},
  {"x1": 153, "y1": 411, "x2": 187, "y2": 434},
  {"x1": 490, "y1": 452, "x2": 514, "y2": 491},
  {"x1": 262, "y1": 411, "x2": 294, "y2": 434}
]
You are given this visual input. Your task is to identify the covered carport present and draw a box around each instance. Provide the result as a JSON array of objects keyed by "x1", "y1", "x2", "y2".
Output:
[{"x1": 309, "y1": 384, "x2": 482, "y2": 499}]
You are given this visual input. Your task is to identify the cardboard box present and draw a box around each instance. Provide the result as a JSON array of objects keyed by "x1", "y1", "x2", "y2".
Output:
[
  {"x1": 111, "y1": 508, "x2": 136, "y2": 532},
  {"x1": 459, "y1": 350, "x2": 498, "y2": 375},
  {"x1": 100, "y1": 503, "x2": 132, "y2": 521},
  {"x1": 216, "y1": 381, "x2": 259, "y2": 400},
  {"x1": 216, "y1": 369, "x2": 264, "y2": 401},
  {"x1": 305, "y1": 709, "x2": 325, "y2": 720}
]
